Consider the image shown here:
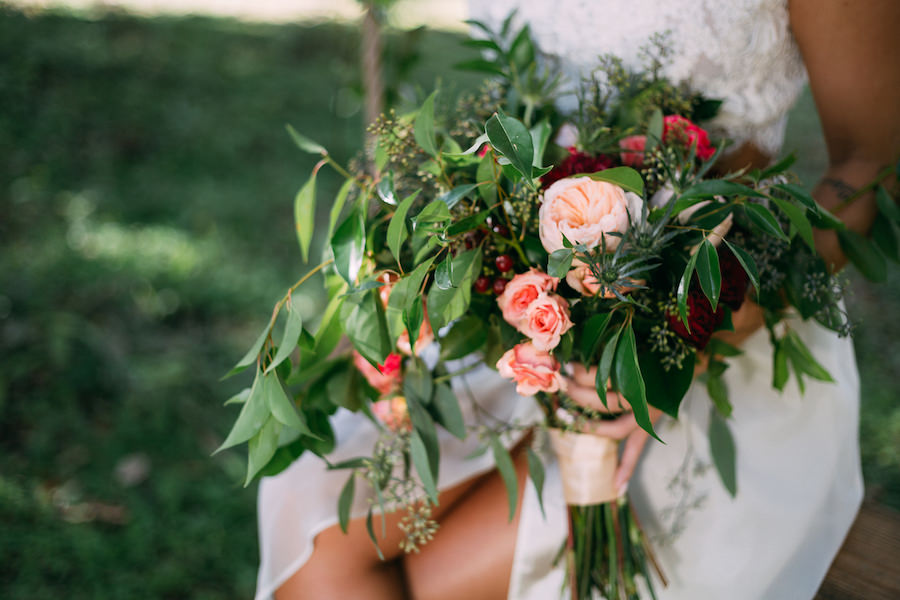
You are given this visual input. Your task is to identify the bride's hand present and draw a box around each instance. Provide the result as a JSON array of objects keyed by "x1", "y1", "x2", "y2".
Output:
[{"x1": 565, "y1": 364, "x2": 663, "y2": 493}]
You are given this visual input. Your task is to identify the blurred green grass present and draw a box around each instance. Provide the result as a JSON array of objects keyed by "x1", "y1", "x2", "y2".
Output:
[{"x1": 0, "y1": 6, "x2": 897, "y2": 598}]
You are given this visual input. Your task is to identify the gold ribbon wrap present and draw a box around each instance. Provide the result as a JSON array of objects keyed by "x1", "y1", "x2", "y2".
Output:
[{"x1": 548, "y1": 429, "x2": 620, "y2": 506}]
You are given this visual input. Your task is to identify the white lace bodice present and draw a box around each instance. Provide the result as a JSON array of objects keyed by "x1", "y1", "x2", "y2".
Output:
[{"x1": 469, "y1": 0, "x2": 807, "y2": 156}]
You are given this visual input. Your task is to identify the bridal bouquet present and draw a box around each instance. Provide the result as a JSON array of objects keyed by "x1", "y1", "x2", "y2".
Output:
[{"x1": 219, "y1": 17, "x2": 897, "y2": 600}]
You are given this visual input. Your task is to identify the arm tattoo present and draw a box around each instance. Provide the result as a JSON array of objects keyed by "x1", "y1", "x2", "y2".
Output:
[{"x1": 821, "y1": 177, "x2": 858, "y2": 202}]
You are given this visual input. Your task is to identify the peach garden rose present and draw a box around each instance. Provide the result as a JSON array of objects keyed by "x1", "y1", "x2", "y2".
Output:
[
  {"x1": 539, "y1": 177, "x2": 643, "y2": 253},
  {"x1": 496, "y1": 342, "x2": 566, "y2": 396}
]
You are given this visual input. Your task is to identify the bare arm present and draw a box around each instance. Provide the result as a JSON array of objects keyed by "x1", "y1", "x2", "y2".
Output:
[{"x1": 791, "y1": 0, "x2": 900, "y2": 270}]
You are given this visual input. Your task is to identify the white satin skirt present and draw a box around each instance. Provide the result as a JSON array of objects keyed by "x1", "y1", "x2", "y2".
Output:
[{"x1": 256, "y1": 315, "x2": 863, "y2": 600}]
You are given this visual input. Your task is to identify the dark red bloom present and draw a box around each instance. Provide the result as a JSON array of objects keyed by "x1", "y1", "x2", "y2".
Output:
[
  {"x1": 541, "y1": 148, "x2": 615, "y2": 188},
  {"x1": 718, "y1": 245, "x2": 750, "y2": 311},
  {"x1": 663, "y1": 115, "x2": 716, "y2": 161},
  {"x1": 666, "y1": 287, "x2": 725, "y2": 350}
]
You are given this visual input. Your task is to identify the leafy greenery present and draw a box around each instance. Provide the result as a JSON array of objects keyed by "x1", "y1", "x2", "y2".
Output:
[{"x1": 0, "y1": 6, "x2": 897, "y2": 600}]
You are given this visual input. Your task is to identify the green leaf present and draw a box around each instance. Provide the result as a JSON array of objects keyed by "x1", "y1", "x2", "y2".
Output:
[
  {"x1": 294, "y1": 172, "x2": 317, "y2": 263},
  {"x1": 547, "y1": 248, "x2": 574, "y2": 278},
  {"x1": 695, "y1": 239, "x2": 721, "y2": 311},
  {"x1": 706, "y1": 338, "x2": 743, "y2": 358},
  {"x1": 759, "y1": 154, "x2": 797, "y2": 180},
  {"x1": 526, "y1": 447, "x2": 546, "y2": 518},
  {"x1": 489, "y1": 434, "x2": 519, "y2": 522},
  {"x1": 245, "y1": 414, "x2": 282, "y2": 485},
  {"x1": 226, "y1": 323, "x2": 270, "y2": 378},
  {"x1": 485, "y1": 112, "x2": 534, "y2": 181},
  {"x1": 680, "y1": 180, "x2": 766, "y2": 199},
  {"x1": 876, "y1": 185, "x2": 900, "y2": 223},
  {"x1": 332, "y1": 208, "x2": 366, "y2": 285},
  {"x1": 638, "y1": 350, "x2": 694, "y2": 419},
  {"x1": 414, "y1": 91, "x2": 439, "y2": 157},
  {"x1": 375, "y1": 171, "x2": 396, "y2": 206},
  {"x1": 314, "y1": 292, "x2": 345, "y2": 356},
  {"x1": 265, "y1": 307, "x2": 303, "y2": 374},
  {"x1": 595, "y1": 325, "x2": 623, "y2": 408},
  {"x1": 707, "y1": 368, "x2": 732, "y2": 418},
  {"x1": 286, "y1": 124, "x2": 327, "y2": 155},
  {"x1": 582, "y1": 166, "x2": 644, "y2": 196},
  {"x1": 433, "y1": 383, "x2": 466, "y2": 439},
  {"x1": 387, "y1": 191, "x2": 419, "y2": 266},
  {"x1": 771, "y1": 196, "x2": 815, "y2": 250},
  {"x1": 613, "y1": 323, "x2": 660, "y2": 441},
  {"x1": 676, "y1": 249, "x2": 700, "y2": 328},
  {"x1": 722, "y1": 240, "x2": 760, "y2": 294},
  {"x1": 529, "y1": 120, "x2": 553, "y2": 168},
  {"x1": 708, "y1": 408, "x2": 737, "y2": 497},
  {"x1": 773, "y1": 341, "x2": 789, "y2": 391},
  {"x1": 440, "y1": 315, "x2": 488, "y2": 360},
  {"x1": 343, "y1": 290, "x2": 391, "y2": 366},
  {"x1": 414, "y1": 200, "x2": 452, "y2": 224},
  {"x1": 871, "y1": 217, "x2": 900, "y2": 262},
  {"x1": 580, "y1": 312, "x2": 613, "y2": 362},
  {"x1": 461, "y1": 38, "x2": 501, "y2": 52},
  {"x1": 838, "y1": 228, "x2": 887, "y2": 282},
  {"x1": 386, "y1": 257, "x2": 435, "y2": 343},
  {"x1": 744, "y1": 203, "x2": 789, "y2": 242},
  {"x1": 785, "y1": 331, "x2": 834, "y2": 383},
  {"x1": 434, "y1": 254, "x2": 454, "y2": 290},
  {"x1": 224, "y1": 388, "x2": 250, "y2": 406},
  {"x1": 437, "y1": 183, "x2": 480, "y2": 210},
  {"x1": 403, "y1": 298, "x2": 424, "y2": 354},
  {"x1": 263, "y1": 371, "x2": 315, "y2": 437},
  {"x1": 447, "y1": 209, "x2": 491, "y2": 236},
  {"x1": 454, "y1": 59, "x2": 506, "y2": 77},
  {"x1": 403, "y1": 362, "x2": 434, "y2": 407},
  {"x1": 328, "y1": 178, "x2": 355, "y2": 242},
  {"x1": 406, "y1": 394, "x2": 440, "y2": 479},
  {"x1": 427, "y1": 248, "x2": 482, "y2": 331},
  {"x1": 365, "y1": 509, "x2": 385, "y2": 560},
  {"x1": 216, "y1": 371, "x2": 269, "y2": 453},
  {"x1": 410, "y1": 430, "x2": 438, "y2": 504},
  {"x1": 337, "y1": 472, "x2": 355, "y2": 533},
  {"x1": 645, "y1": 108, "x2": 664, "y2": 151}
]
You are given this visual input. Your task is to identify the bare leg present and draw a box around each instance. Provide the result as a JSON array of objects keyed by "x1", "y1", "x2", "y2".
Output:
[
  {"x1": 403, "y1": 446, "x2": 530, "y2": 600},
  {"x1": 275, "y1": 472, "x2": 487, "y2": 599}
]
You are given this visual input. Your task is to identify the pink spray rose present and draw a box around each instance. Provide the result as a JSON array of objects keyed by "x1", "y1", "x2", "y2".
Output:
[
  {"x1": 353, "y1": 351, "x2": 402, "y2": 396},
  {"x1": 565, "y1": 264, "x2": 602, "y2": 296},
  {"x1": 539, "y1": 177, "x2": 643, "y2": 253},
  {"x1": 497, "y1": 268, "x2": 558, "y2": 325},
  {"x1": 496, "y1": 342, "x2": 566, "y2": 396},
  {"x1": 618, "y1": 135, "x2": 647, "y2": 168},
  {"x1": 522, "y1": 293, "x2": 574, "y2": 351},
  {"x1": 372, "y1": 396, "x2": 411, "y2": 432}
]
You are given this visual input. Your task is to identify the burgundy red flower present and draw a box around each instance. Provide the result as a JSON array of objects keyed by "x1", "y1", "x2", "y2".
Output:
[{"x1": 541, "y1": 148, "x2": 614, "y2": 188}]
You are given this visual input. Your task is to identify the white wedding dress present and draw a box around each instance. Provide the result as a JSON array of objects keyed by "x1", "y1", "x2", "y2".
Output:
[{"x1": 255, "y1": 1, "x2": 863, "y2": 598}]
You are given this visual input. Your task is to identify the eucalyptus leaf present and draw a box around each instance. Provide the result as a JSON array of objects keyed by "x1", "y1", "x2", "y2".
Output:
[
  {"x1": 613, "y1": 323, "x2": 660, "y2": 441},
  {"x1": 286, "y1": 124, "x2": 327, "y2": 155},
  {"x1": 245, "y1": 414, "x2": 282, "y2": 486},
  {"x1": 838, "y1": 228, "x2": 887, "y2": 282},
  {"x1": 744, "y1": 203, "x2": 789, "y2": 242},
  {"x1": 328, "y1": 178, "x2": 355, "y2": 242},
  {"x1": 414, "y1": 91, "x2": 439, "y2": 157},
  {"x1": 583, "y1": 167, "x2": 644, "y2": 196},
  {"x1": 440, "y1": 315, "x2": 488, "y2": 361},
  {"x1": 410, "y1": 430, "x2": 439, "y2": 504},
  {"x1": 695, "y1": 239, "x2": 721, "y2": 311},
  {"x1": 337, "y1": 472, "x2": 355, "y2": 533},
  {"x1": 265, "y1": 307, "x2": 303, "y2": 374},
  {"x1": 526, "y1": 447, "x2": 546, "y2": 518},
  {"x1": 264, "y1": 371, "x2": 315, "y2": 436},
  {"x1": 433, "y1": 383, "x2": 467, "y2": 439},
  {"x1": 580, "y1": 312, "x2": 613, "y2": 362},
  {"x1": 294, "y1": 172, "x2": 317, "y2": 263},
  {"x1": 708, "y1": 408, "x2": 737, "y2": 497},
  {"x1": 490, "y1": 434, "x2": 519, "y2": 522},
  {"x1": 485, "y1": 112, "x2": 534, "y2": 181},
  {"x1": 676, "y1": 250, "x2": 700, "y2": 328},
  {"x1": 332, "y1": 209, "x2": 366, "y2": 285},
  {"x1": 216, "y1": 371, "x2": 269, "y2": 453}
]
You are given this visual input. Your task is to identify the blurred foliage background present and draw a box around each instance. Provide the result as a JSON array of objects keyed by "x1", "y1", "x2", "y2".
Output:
[{"x1": 0, "y1": 4, "x2": 897, "y2": 598}]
